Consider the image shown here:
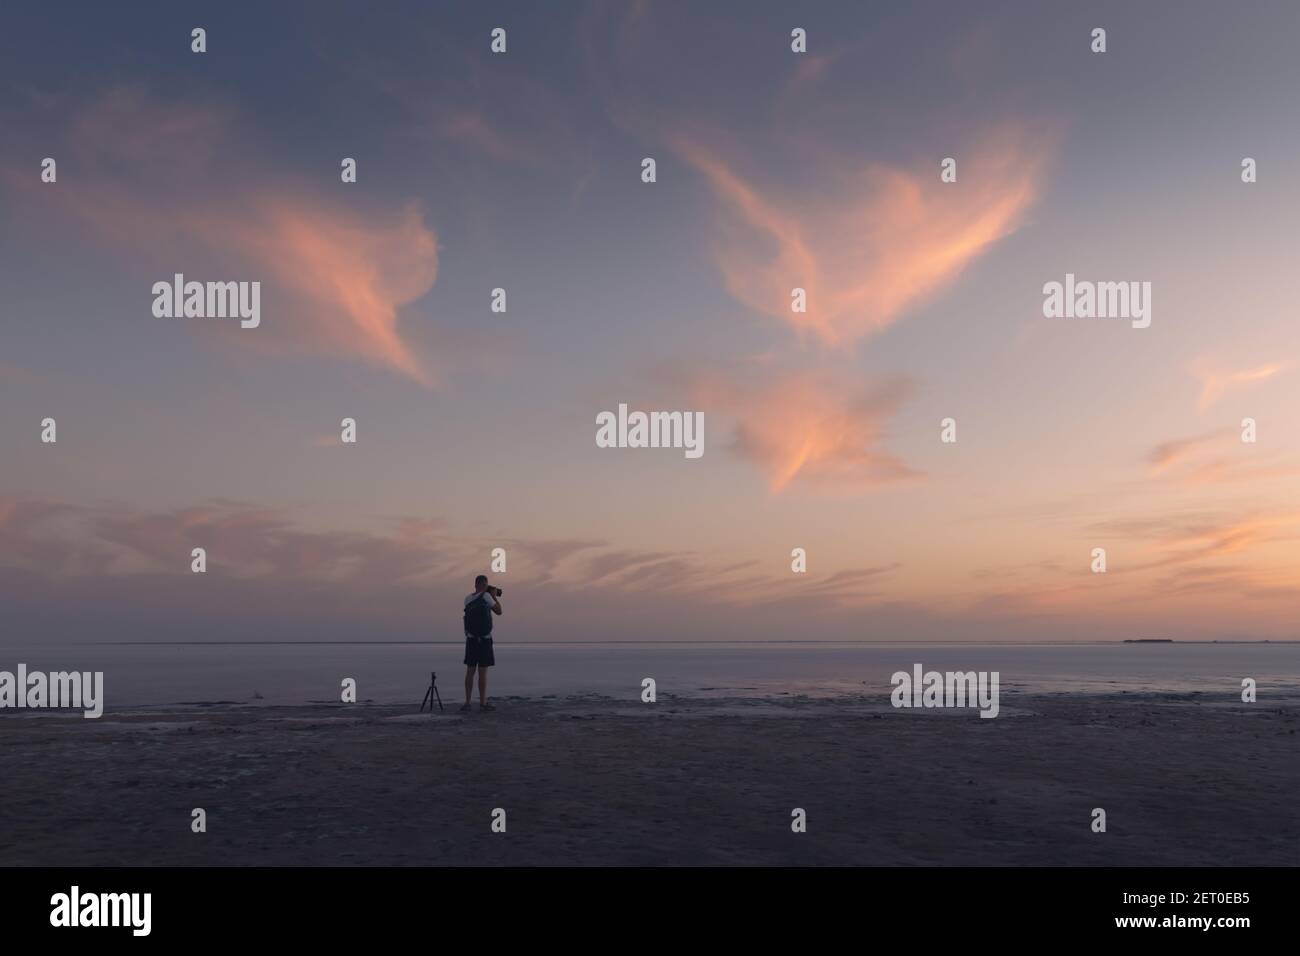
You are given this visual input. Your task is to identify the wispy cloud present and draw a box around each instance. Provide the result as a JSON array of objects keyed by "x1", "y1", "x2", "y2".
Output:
[
  {"x1": 3, "y1": 87, "x2": 441, "y2": 386},
  {"x1": 0, "y1": 362, "x2": 41, "y2": 386},
  {"x1": 0, "y1": 495, "x2": 892, "y2": 609},
  {"x1": 350, "y1": 32, "x2": 596, "y2": 184},
  {"x1": 1088, "y1": 510, "x2": 1300, "y2": 570},
  {"x1": 670, "y1": 361, "x2": 919, "y2": 493},
  {"x1": 1192, "y1": 359, "x2": 1288, "y2": 410},
  {"x1": 1147, "y1": 428, "x2": 1232, "y2": 474},
  {"x1": 1145, "y1": 427, "x2": 1300, "y2": 485},
  {"x1": 670, "y1": 123, "x2": 1054, "y2": 347}
]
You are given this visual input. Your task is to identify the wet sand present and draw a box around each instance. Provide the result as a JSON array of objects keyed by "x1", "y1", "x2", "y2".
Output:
[{"x1": 1, "y1": 692, "x2": 1296, "y2": 866}]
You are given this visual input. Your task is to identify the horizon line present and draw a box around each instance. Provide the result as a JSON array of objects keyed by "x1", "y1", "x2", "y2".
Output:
[{"x1": 35, "y1": 639, "x2": 1300, "y2": 647}]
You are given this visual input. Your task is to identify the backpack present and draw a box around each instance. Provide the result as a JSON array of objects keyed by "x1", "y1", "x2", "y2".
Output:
[{"x1": 464, "y1": 594, "x2": 493, "y2": 638}]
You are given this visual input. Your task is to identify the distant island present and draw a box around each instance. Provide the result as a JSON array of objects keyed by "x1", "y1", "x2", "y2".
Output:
[{"x1": 1118, "y1": 639, "x2": 1283, "y2": 644}]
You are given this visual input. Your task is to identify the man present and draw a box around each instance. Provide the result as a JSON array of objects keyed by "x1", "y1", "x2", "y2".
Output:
[{"x1": 462, "y1": 574, "x2": 503, "y2": 712}]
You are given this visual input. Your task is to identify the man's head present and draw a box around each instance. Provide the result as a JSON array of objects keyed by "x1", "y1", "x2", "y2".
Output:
[{"x1": 475, "y1": 574, "x2": 488, "y2": 593}]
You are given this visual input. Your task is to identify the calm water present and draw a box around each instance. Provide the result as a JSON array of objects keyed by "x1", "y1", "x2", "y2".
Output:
[{"x1": 2, "y1": 641, "x2": 1298, "y2": 708}]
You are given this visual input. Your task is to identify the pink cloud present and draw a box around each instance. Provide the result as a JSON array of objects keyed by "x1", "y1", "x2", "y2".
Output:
[
  {"x1": 680, "y1": 364, "x2": 919, "y2": 493},
  {"x1": 1089, "y1": 511, "x2": 1300, "y2": 570},
  {"x1": 3, "y1": 88, "x2": 440, "y2": 386},
  {"x1": 671, "y1": 123, "x2": 1054, "y2": 347},
  {"x1": 231, "y1": 200, "x2": 438, "y2": 385},
  {"x1": 1147, "y1": 428, "x2": 1231, "y2": 473},
  {"x1": 1146, "y1": 427, "x2": 1300, "y2": 485},
  {"x1": 1192, "y1": 359, "x2": 1288, "y2": 410},
  {"x1": 0, "y1": 495, "x2": 893, "y2": 612}
]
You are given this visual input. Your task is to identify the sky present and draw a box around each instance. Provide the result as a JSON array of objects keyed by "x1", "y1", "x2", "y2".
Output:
[{"x1": 2, "y1": 0, "x2": 1299, "y2": 644}]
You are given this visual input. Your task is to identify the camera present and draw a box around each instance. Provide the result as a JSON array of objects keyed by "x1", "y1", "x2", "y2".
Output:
[{"x1": 488, "y1": 586, "x2": 503, "y2": 597}]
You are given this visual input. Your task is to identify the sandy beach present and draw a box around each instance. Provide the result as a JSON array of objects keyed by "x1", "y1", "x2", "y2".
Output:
[{"x1": 1, "y1": 692, "x2": 1296, "y2": 866}]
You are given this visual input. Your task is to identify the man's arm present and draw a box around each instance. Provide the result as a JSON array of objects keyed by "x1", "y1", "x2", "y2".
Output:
[{"x1": 491, "y1": 595, "x2": 503, "y2": 615}]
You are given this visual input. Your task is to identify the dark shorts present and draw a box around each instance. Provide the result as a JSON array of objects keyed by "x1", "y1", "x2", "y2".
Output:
[{"x1": 464, "y1": 636, "x2": 495, "y2": 668}]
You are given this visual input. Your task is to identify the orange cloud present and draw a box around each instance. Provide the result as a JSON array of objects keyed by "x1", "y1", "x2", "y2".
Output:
[
  {"x1": 3, "y1": 88, "x2": 440, "y2": 386},
  {"x1": 682, "y1": 366, "x2": 919, "y2": 493},
  {"x1": 1147, "y1": 428, "x2": 1231, "y2": 474},
  {"x1": 231, "y1": 200, "x2": 438, "y2": 385},
  {"x1": 1146, "y1": 427, "x2": 1300, "y2": 485},
  {"x1": 1193, "y1": 360, "x2": 1287, "y2": 410},
  {"x1": 671, "y1": 124, "x2": 1054, "y2": 347},
  {"x1": 1090, "y1": 511, "x2": 1300, "y2": 570},
  {"x1": 1178, "y1": 457, "x2": 1300, "y2": 486}
]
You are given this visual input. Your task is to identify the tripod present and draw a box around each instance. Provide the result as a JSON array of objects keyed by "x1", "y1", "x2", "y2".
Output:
[{"x1": 420, "y1": 670, "x2": 444, "y2": 713}]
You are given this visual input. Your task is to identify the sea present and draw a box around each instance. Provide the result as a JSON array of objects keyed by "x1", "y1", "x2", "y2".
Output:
[{"x1": 1, "y1": 641, "x2": 1298, "y2": 708}]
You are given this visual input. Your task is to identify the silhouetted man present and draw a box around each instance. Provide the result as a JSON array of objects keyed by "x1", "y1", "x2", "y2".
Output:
[{"x1": 462, "y1": 574, "x2": 502, "y2": 712}]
